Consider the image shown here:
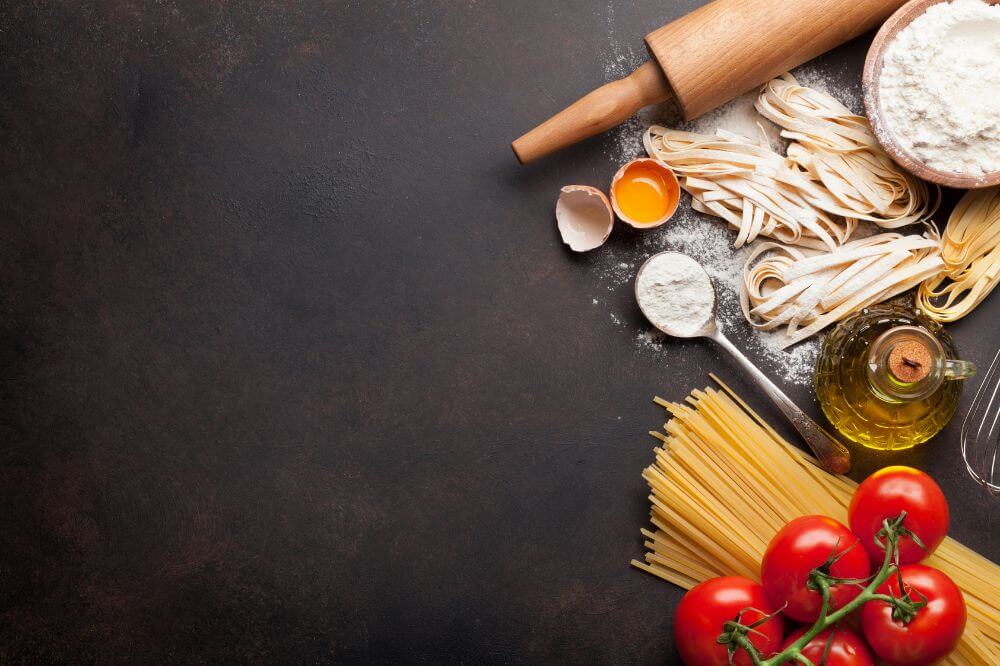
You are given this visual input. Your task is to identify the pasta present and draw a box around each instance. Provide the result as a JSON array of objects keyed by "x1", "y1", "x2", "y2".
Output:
[
  {"x1": 643, "y1": 127, "x2": 855, "y2": 250},
  {"x1": 756, "y1": 74, "x2": 938, "y2": 228},
  {"x1": 918, "y1": 186, "x2": 1000, "y2": 322},
  {"x1": 643, "y1": 75, "x2": 939, "y2": 254},
  {"x1": 741, "y1": 232, "x2": 943, "y2": 348},
  {"x1": 632, "y1": 378, "x2": 1000, "y2": 665}
]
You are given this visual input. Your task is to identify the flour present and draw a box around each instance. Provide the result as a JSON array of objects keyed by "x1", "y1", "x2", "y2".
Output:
[
  {"x1": 684, "y1": 91, "x2": 783, "y2": 150},
  {"x1": 635, "y1": 253, "x2": 715, "y2": 336},
  {"x1": 879, "y1": 0, "x2": 1000, "y2": 176},
  {"x1": 590, "y1": 61, "x2": 851, "y2": 386},
  {"x1": 601, "y1": 2, "x2": 652, "y2": 165},
  {"x1": 646, "y1": 202, "x2": 823, "y2": 386},
  {"x1": 591, "y1": 168, "x2": 825, "y2": 389}
]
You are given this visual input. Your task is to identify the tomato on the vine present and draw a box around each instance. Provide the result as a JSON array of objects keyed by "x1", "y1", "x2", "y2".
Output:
[
  {"x1": 674, "y1": 576, "x2": 784, "y2": 665},
  {"x1": 848, "y1": 466, "x2": 949, "y2": 565},
  {"x1": 861, "y1": 564, "x2": 966, "y2": 665},
  {"x1": 761, "y1": 515, "x2": 870, "y2": 623},
  {"x1": 779, "y1": 626, "x2": 875, "y2": 665}
]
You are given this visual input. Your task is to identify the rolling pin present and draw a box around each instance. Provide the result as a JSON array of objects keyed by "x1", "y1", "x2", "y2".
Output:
[{"x1": 512, "y1": 0, "x2": 906, "y2": 164}]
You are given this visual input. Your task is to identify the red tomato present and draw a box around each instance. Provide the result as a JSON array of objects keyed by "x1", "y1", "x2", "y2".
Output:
[
  {"x1": 779, "y1": 626, "x2": 875, "y2": 665},
  {"x1": 848, "y1": 466, "x2": 949, "y2": 566},
  {"x1": 861, "y1": 565, "x2": 966, "y2": 665},
  {"x1": 674, "y1": 576, "x2": 784, "y2": 665},
  {"x1": 761, "y1": 515, "x2": 871, "y2": 623}
]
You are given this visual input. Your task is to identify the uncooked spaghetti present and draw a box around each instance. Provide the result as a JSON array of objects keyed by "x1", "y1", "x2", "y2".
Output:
[{"x1": 632, "y1": 378, "x2": 1000, "y2": 664}]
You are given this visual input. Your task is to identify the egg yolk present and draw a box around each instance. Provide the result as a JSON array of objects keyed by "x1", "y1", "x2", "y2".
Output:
[{"x1": 614, "y1": 164, "x2": 677, "y2": 224}]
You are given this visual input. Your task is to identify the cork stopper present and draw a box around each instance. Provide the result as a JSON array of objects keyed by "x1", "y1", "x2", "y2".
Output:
[{"x1": 889, "y1": 340, "x2": 932, "y2": 383}]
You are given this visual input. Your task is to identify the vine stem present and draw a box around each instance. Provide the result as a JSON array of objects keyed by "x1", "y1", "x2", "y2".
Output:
[
  {"x1": 745, "y1": 513, "x2": 907, "y2": 666},
  {"x1": 734, "y1": 635, "x2": 763, "y2": 666}
]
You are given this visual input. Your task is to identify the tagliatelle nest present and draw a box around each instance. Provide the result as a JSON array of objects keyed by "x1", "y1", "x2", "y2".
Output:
[
  {"x1": 755, "y1": 74, "x2": 939, "y2": 229},
  {"x1": 643, "y1": 127, "x2": 855, "y2": 251},
  {"x1": 644, "y1": 74, "x2": 940, "y2": 260},
  {"x1": 741, "y1": 231, "x2": 943, "y2": 348},
  {"x1": 918, "y1": 186, "x2": 1000, "y2": 322}
]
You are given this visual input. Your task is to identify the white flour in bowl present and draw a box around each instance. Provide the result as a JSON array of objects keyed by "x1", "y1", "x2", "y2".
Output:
[{"x1": 879, "y1": 0, "x2": 1000, "y2": 176}]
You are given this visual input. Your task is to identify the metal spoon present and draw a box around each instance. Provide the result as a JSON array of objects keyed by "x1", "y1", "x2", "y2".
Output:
[{"x1": 635, "y1": 251, "x2": 851, "y2": 475}]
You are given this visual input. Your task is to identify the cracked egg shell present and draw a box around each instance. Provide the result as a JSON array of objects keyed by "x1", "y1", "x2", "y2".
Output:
[
  {"x1": 610, "y1": 158, "x2": 679, "y2": 229},
  {"x1": 555, "y1": 185, "x2": 614, "y2": 252}
]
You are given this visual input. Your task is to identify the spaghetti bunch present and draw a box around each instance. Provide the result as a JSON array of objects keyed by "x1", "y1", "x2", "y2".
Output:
[{"x1": 632, "y1": 379, "x2": 1000, "y2": 664}]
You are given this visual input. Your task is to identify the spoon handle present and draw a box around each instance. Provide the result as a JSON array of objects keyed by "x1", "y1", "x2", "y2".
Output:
[{"x1": 709, "y1": 329, "x2": 851, "y2": 475}]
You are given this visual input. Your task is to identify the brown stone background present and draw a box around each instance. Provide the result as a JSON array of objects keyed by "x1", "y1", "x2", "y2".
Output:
[{"x1": 1, "y1": 1, "x2": 996, "y2": 662}]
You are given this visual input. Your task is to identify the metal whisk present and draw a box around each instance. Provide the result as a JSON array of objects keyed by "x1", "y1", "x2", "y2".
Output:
[{"x1": 961, "y1": 348, "x2": 1000, "y2": 496}]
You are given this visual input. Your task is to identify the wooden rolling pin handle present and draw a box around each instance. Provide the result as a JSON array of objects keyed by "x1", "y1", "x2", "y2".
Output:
[{"x1": 511, "y1": 61, "x2": 673, "y2": 165}]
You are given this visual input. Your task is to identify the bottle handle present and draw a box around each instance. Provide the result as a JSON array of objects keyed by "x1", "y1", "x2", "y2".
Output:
[{"x1": 944, "y1": 359, "x2": 976, "y2": 380}]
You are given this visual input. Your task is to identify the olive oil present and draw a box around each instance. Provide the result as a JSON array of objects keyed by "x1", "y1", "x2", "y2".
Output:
[{"x1": 815, "y1": 305, "x2": 974, "y2": 451}]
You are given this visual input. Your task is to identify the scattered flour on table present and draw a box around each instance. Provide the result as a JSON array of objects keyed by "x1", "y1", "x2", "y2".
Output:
[
  {"x1": 627, "y1": 203, "x2": 821, "y2": 386},
  {"x1": 601, "y1": 3, "x2": 653, "y2": 166},
  {"x1": 589, "y1": 58, "x2": 856, "y2": 386},
  {"x1": 794, "y1": 65, "x2": 863, "y2": 114},
  {"x1": 682, "y1": 92, "x2": 784, "y2": 150}
]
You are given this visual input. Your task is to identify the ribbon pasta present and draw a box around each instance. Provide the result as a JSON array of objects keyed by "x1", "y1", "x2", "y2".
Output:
[
  {"x1": 755, "y1": 74, "x2": 938, "y2": 228},
  {"x1": 741, "y1": 232, "x2": 943, "y2": 348},
  {"x1": 644, "y1": 75, "x2": 966, "y2": 344},
  {"x1": 918, "y1": 187, "x2": 1000, "y2": 322},
  {"x1": 643, "y1": 127, "x2": 855, "y2": 250}
]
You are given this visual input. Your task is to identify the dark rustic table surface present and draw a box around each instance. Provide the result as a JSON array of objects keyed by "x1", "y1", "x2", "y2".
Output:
[{"x1": 2, "y1": 1, "x2": 997, "y2": 663}]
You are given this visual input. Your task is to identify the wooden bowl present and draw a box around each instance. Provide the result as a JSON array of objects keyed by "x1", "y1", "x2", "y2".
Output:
[{"x1": 863, "y1": 0, "x2": 1000, "y2": 189}]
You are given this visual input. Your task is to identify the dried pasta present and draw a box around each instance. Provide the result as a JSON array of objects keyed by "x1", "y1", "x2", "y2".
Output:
[
  {"x1": 741, "y1": 232, "x2": 943, "y2": 348},
  {"x1": 755, "y1": 74, "x2": 938, "y2": 228},
  {"x1": 643, "y1": 127, "x2": 855, "y2": 250},
  {"x1": 918, "y1": 186, "x2": 1000, "y2": 322},
  {"x1": 632, "y1": 378, "x2": 1000, "y2": 665}
]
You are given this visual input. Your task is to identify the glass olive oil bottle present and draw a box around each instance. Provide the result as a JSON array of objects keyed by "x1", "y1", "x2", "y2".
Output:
[{"x1": 815, "y1": 304, "x2": 974, "y2": 451}]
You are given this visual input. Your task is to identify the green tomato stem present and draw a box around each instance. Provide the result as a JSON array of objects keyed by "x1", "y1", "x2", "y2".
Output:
[
  {"x1": 734, "y1": 634, "x2": 764, "y2": 666},
  {"x1": 867, "y1": 593, "x2": 896, "y2": 604},
  {"x1": 750, "y1": 513, "x2": 907, "y2": 666}
]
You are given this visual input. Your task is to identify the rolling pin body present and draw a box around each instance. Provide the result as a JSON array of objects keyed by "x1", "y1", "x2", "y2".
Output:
[{"x1": 512, "y1": 0, "x2": 906, "y2": 164}]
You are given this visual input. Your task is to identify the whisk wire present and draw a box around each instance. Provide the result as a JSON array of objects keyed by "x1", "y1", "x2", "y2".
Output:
[{"x1": 961, "y1": 347, "x2": 1000, "y2": 495}]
